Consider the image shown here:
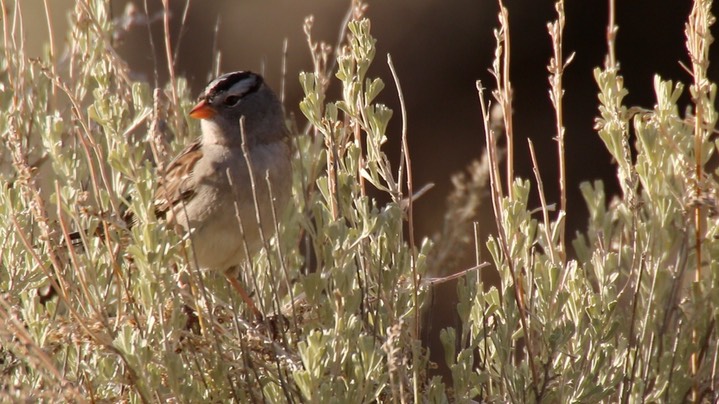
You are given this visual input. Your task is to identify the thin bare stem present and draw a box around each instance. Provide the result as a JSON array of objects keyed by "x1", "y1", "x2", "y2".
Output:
[
  {"x1": 326, "y1": 126, "x2": 339, "y2": 220},
  {"x1": 238, "y1": 117, "x2": 281, "y2": 320},
  {"x1": 388, "y1": 53, "x2": 419, "y2": 401},
  {"x1": 355, "y1": 112, "x2": 366, "y2": 197},
  {"x1": 172, "y1": 0, "x2": 192, "y2": 69},
  {"x1": 142, "y1": 0, "x2": 160, "y2": 87},
  {"x1": 606, "y1": 0, "x2": 618, "y2": 70},
  {"x1": 266, "y1": 171, "x2": 298, "y2": 333},
  {"x1": 160, "y1": 0, "x2": 179, "y2": 134},
  {"x1": 42, "y1": 0, "x2": 57, "y2": 102},
  {"x1": 281, "y1": 38, "x2": 288, "y2": 105},
  {"x1": 528, "y1": 139, "x2": 558, "y2": 265},
  {"x1": 496, "y1": 0, "x2": 515, "y2": 199},
  {"x1": 1, "y1": 1, "x2": 10, "y2": 69},
  {"x1": 388, "y1": 54, "x2": 416, "y2": 329},
  {"x1": 211, "y1": 15, "x2": 222, "y2": 78},
  {"x1": 149, "y1": 89, "x2": 170, "y2": 172},
  {"x1": 422, "y1": 263, "x2": 490, "y2": 286},
  {"x1": 547, "y1": 0, "x2": 573, "y2": 262}
]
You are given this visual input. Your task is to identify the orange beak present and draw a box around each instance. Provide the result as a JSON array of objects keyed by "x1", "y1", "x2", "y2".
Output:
[{"x1": 189, "y1": 100, "x2": 216, "y2": 119}]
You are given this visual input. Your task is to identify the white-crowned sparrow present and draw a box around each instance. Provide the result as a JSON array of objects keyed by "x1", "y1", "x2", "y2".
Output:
[{"x1": 154, "y1": 71, "x2": 292, "y2": 317}]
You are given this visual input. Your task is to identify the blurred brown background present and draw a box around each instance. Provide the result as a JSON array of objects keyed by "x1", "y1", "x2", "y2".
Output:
[{"x1": 27, "y1": 0, "x2": 719, "y2": 377}]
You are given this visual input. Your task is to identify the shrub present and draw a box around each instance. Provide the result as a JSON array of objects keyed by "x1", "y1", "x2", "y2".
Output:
[{"x1": 1, "y1": 0, "x2": 717, "y2": 402}]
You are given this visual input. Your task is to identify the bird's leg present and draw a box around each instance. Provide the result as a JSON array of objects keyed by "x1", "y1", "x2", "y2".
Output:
[{"x1": 226, "y1": 273, "x2": 263, "y2": 319}]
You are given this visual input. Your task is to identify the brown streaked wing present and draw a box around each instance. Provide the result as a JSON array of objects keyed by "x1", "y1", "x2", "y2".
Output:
[{"x1": 153, "y1": 140, "x2": 203, "y2": 219}]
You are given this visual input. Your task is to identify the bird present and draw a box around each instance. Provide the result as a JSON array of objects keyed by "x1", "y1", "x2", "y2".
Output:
[{"x1": 153, "y1": 71, "x2": 292, "y2": 318}]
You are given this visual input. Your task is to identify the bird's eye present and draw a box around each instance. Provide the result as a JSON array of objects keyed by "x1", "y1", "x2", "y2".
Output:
[{"x1": 224, "y1": 95, "x2": 241, "y2": 106}]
